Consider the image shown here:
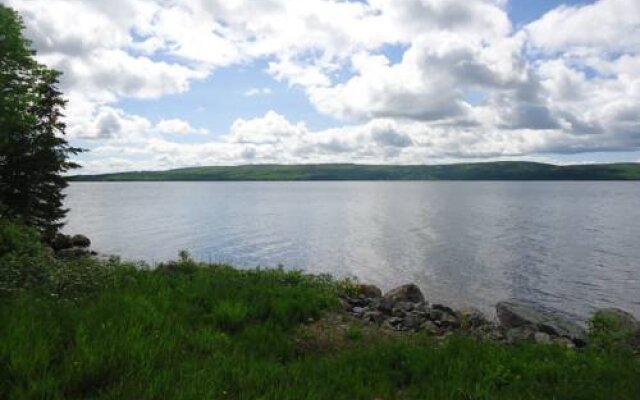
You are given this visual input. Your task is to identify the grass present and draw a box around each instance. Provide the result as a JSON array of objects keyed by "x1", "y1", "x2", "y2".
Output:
[{"x1": 1, "y1": 222, "x2": 639, "y2": 399}]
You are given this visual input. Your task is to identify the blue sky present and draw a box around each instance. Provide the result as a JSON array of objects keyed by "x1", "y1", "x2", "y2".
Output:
[{"x1": 8, "y1": 0, "x2": 640, "y2": 172}]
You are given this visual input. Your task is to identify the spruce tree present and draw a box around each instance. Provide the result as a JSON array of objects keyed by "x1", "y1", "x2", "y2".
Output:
[{"x1": 0, "y1": 5, "x2": 82, "y2": 239}]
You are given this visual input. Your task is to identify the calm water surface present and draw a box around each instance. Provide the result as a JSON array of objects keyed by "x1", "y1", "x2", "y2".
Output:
[{"x1": 64, "y1": 181, "x2": 640, "y2": 320}]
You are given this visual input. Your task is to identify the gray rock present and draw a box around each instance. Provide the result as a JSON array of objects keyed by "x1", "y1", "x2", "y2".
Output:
[
  {"x1": 71, "y1": 234, "x2": 91, "y2": 248},
  {"x1": 506, "y1": 326, "x2": 536, "y2": 344},
  {"x1": 459, "y1": 307, "x2": 489, "y2": 329},
  {"x1": 402, "y1": 314, "x2": 422, "y2": 330},
  {"x1": 432, "y1": 304, "x2": 456, "y2": 315},
  {"x1": 420, "y1": 321, "x2": 440, "y2": 334},
  {"x1": 427, "y1": 309, "x2": 444, "y2": 322},
  {"x1": 383, "y1": 284, "x2": 425, "y2": 304},
  {"x1": 352, "y1": 307, "x2": 366, "y2": 315},
  {"x1": 395, "y1": 301, "x2": 415, "y2": 312},
  {"x1": 376, "y1": 298, "x2": 395, "y2": 314},
  {"x1": 439, "y1": 313, "x2": 460, "y2": 329},
  {"x1": 496, "y1": 300, "x2": 586, "y2": 345},
  {"x1": 363, "y1": 311, "x2": 384, "y2": 324},
  {"x1": 534, "y1": 332, "x2": 552, "y2": 344}
]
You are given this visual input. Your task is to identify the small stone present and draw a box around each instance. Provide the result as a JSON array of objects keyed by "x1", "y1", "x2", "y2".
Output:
[
  {"x1": 352, "y1": 307, "x2": 366, "y2": 315},
  {"x1": 506, "y1": 326, "x2": 536, "y2": 344},
  {"x1": 395, "y1": 301, "x2": 415, "y2": 312},
  {"x1": 420, "y1": 321, "x2": 440, "y2": 334},
  {"x1": 363, "y1": 311, "x2": 384, "y2": 324}
]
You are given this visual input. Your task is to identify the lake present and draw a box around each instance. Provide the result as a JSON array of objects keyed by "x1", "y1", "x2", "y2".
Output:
[{"x1": 64, "y1": 181, "x2": 640, "y2": 320}]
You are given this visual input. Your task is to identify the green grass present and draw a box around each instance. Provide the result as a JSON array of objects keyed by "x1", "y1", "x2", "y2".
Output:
[
  {"x1": 70, "y1": 162, "x2": 640, "y2": 181},
  {"x1": 1, "y1": 258, "x2": 639, "y2": 399}
]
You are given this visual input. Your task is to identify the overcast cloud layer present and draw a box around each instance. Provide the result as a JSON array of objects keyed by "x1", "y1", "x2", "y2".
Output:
[{"x1": 5, "y1": 0, "x2": 640, "y2": 173}]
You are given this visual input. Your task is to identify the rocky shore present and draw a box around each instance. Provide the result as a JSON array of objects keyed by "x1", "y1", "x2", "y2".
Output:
[{"x1": 340, "y1": 283, "x2": 640, "y2": 350}]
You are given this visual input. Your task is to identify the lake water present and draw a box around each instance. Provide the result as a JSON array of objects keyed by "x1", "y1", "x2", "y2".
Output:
[{"x1": 64, "y1": 181, "x2": 640, "y2": 320}]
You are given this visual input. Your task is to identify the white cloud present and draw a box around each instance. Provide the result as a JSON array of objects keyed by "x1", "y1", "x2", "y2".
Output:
[
  {"x1": 156, "y1": 119, "x2": 208, "y2": 135},
  {"x1": 243, "y1": 87, "x2": 273, "y2": 97}
]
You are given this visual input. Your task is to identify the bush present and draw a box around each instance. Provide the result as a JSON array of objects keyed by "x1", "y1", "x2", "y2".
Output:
[{"x1": 0, "y1": 220, "x2": 50, "y2": 293}]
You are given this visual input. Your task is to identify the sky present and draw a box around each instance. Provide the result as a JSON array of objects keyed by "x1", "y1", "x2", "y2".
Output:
[{"x1": 4, "y1": 0, "x2": 640, "y2": 173}]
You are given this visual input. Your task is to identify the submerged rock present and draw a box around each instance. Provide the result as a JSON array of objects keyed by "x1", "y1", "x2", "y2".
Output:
[{"x1": 496, "y1": 300, "x2": 586, "y2": 346}]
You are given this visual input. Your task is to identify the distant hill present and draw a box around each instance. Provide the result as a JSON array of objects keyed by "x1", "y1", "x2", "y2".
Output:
[{"x1": 70, "y1": 162, "x2": 640, "y2": 181}]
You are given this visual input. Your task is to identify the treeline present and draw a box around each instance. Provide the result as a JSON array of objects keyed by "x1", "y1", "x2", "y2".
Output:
[{"x1": 72, "y1": 162, "x2": 640, "y2": 181}]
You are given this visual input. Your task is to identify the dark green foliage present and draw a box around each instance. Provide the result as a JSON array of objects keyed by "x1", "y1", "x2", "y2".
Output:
[
  {"x1": 0, "y1": 5, "x2": 81, "y2": 236},
  {"x1": 72, "y1": 162, "x2": 640, "y2": 182}
]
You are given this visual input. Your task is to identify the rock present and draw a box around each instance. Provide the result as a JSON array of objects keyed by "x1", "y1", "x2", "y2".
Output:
[
  {"x1": 357, "y1": 284, "x2": 382, "y2": 298},
  {"x1": 402, "y1": 315, "x2": 422, "y2": 330},
  {"x1": 392, "y1": 308, "x2": 406, "y2": 318},
  {"x1": 376, "y1": 298, "x2": 395, "y2": 314},
  {"x1": 460, "y1": 307, "x2": 489, "y2": 329},
  {"x1": 51, "y1": 233, "x2": 72, "y2": 251},
  {"x1": 395, "y1": 301, "x2": 415, "y2": 312},
  {"x1": 432, "y1": 304, "x2": 456, "y2": 315},
  {"x1": 439, "y1": 312, "x2": 460, "y2": 329},
  {"x1": 420, "y1": 321, "x2": 440, "y2": 334},
  {"x1": 496, "y1": 300, "x2": 586, "y2": 345},
  {"x1": 363, "y1": 311, "x2": 384, "y2": 324},
  {"x1": 352, "y1": 307, "x2": 366, "y2": 315},
  {"x1": 70, "y1": 234, "x2": 91, "y2": 248},
  {"x1": 382, "y1": 284, "x2": 425, "y2": 305},
  {"x1": 534, "y1": 332, "x2": 552, "y2": 344},
  {"x1": 427, "y1": 309, "x2": 444, "y2": 322},
  {"x1": 506, "y1": 326, "x2": 536, "y2": 344}
]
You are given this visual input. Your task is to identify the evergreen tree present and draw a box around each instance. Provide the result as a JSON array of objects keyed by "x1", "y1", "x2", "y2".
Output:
[{"x1": 0, "y1": 5, "x2": 82, "y2": 238}]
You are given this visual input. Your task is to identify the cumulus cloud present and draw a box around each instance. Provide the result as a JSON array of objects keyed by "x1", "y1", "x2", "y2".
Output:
[
  {"x1": 156, "y1": 119, "x2": 209, "y2": 136},
  {"x1": 6, "y1": 0, "x2": 640, "y2": 172}
]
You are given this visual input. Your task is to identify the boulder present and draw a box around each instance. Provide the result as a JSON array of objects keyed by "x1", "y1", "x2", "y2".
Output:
[
  {"x1": 357, "y1": 284, "x2": 382, "y2": 298},
  {"x1": 496, "y1": 300, "x2": 587, "y2": 345},
  {"x1": 382, "y1": 284, "x2": 425, "y2": 304},
  {"x1": 71, "y1": 234, "x2": 91, "y2": 248}
]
